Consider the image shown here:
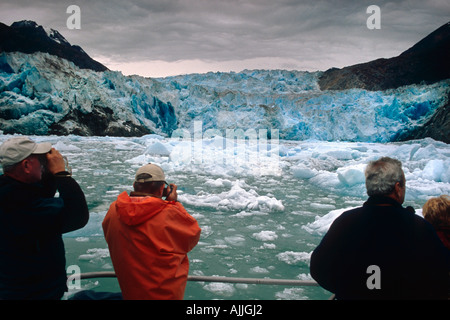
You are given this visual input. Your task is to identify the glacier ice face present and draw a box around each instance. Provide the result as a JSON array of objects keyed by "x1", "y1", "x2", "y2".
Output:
[
  {"x1": 0, "y1": 52, "x2": 175, "y2": 136},
  {"x1": 0, "y1": 52, "x2": 449, "y2": 142},
  {"x1": 152, "y1": 70, "x2": 449, "y2": 142}
]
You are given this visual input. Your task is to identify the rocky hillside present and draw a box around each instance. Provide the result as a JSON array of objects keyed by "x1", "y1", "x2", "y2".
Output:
[
  {"x1": 318, "y1": 22, "x2": 450, "y2": 91},
  {"x1": 318, "y1": 21, "x2": 450, "y2": 143},
  {"x1": 0, "y1": 20, "x2": 107, "y2": 72}
]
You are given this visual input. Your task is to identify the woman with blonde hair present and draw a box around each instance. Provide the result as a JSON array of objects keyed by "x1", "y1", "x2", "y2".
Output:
[{"x1": 423, "y1": 195, "x2": 450, "y2": 250}]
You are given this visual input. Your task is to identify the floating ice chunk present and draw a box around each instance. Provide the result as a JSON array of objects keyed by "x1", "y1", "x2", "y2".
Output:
[
  {"x1": 412, "y1": 144, "x2": 439, "y2": 161},
  {"x1": 337, "y1": 164, "x2": 366, "y2": 187},
  {"x1": 309, "y1": 172, "x2": 341, "y2": 189},
  {"x1": 224, "y1": 235, "x2": 246, "y2": 246},
  {"x1": 326, "y1": 150, "x2": 355, "y2": 160},
  {"x1": 390, "y1": 143, "x2": 421, "y2": 161},
  {"x1": 292, "y1": 163, "x2": 317, "y2": 179},
  {"x1": 178, "y1": 180, "x2": 284, "y2": 212},
  {"x1": 78, "y1": 248, "x2": 110, "y2": 263},
  {"x1": 53, "y1": 140, "x2": 80, "y2": 151},
  {"x1": 275, "y1": 287, "x2": 306, "y2": 300},
  {"x1": 261, "y1": 243, "x2": 276, "y2": 249},
  {"x1": 250, "y1": 266, "x2": 270, "y2": 274},
  {"x1": 125, "y1": 154, "x2": 151, "y2": 164},
  {"x1": 276, "y1": 251, "x2": 311, "y2": 265},
  {"x1": 302, "y1": 207, "x2": 358, "y2": 235},
  {"x1": 421, "y1": 159, "x2": 445, "y2": 182},
  {"x1": 203, "y1": 282, "x2": 235, "y2": 297},
  {"x1": 406, "y1": 179, "x2": 450, "y2": 201},
  {"x1": 252, "y1": 230, "x2": 278, "y2": 241},
  {"x1": 232, "y1": 210, "x2": 268, "y2": 217},
  {"x1": 310, "y1": 203, "x2": 336, "y2": 210},
  {"x1": 145, "y1": 141, "x2": 171, "y2": 156},
  {"x1": 205, "y1": 178, "x2": 233, "y2": 188},
  {"x1": 443, "y1": 166, "x2": 450, "y2": 184},
  {"x1": 75, "y1": 237, "x2": 89, "y2": 242},
  {"x1": 141, "y1": 134, "x2": 165, "y2": 141},
  {"x1": 169, "y1": 141, "x2": 192, "y2": 165}
]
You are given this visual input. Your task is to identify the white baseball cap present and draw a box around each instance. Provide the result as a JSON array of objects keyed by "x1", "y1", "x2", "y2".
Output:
[
  {"x1": 134, "y1": 163, "x2": 166, "y2": 183},
  {"x1": 0, "y1": 137, "x2": 52, "y2": 166}
]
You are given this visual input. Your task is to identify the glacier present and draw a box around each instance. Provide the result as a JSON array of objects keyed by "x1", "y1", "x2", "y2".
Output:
[{"x1": 0, "y1": 51, "x2": 449, "y2": 142}]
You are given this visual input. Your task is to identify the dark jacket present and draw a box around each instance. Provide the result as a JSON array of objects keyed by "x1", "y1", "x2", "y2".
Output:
[
  {"x1": 435, "y1": 227, "x2": 450, "y2": 250},
  {"x1": 0, "y1": 173, "x2": 89, "y2": 299},
  {"x1": 310, "y1": 196, "x2": 450, "y2": 300}
]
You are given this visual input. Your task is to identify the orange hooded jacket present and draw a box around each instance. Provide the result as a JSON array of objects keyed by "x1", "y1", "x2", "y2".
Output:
[{"x1": 102, "y1": 191, "x2": 201, "y2": 300}]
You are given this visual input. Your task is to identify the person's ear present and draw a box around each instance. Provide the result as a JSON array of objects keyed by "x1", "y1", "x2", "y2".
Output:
[{"x1": 21, "y1": 158, "x2": 32, "y2": 174}]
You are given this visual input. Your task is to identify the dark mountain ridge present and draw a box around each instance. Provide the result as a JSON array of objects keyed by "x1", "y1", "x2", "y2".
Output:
[
  {"x1": 318, "y1": 21, "x2": 450, "y2": 143},
  {"x1": 318, "y1": 21, "x2": 450, "y2": 91},
  {"x1": 0, "y1": 20, "x2": 107, "y2": 72}
]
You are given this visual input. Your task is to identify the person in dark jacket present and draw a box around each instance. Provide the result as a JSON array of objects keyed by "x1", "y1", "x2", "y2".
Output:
[
  {"x1": 310, "y1": 157, "x2": 450, "y2": 299},
  {"x1": 0, "y1": 137, "x2": 89, "y2": 299}
]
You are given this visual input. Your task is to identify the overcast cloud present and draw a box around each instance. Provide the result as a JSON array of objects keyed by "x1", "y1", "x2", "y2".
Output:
[{"x1": 0, "y1": 0, "x2": 449, "y2": 77}]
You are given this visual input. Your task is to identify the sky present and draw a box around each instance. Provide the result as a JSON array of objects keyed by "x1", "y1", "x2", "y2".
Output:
[{"x1": 0, "y1": 0, "x2": 449, "y2": 78}]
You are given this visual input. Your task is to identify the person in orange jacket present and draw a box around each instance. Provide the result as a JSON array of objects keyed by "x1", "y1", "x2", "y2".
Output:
[{"x1": 102, "y1": 163, "x2": 201, "y2": 300}]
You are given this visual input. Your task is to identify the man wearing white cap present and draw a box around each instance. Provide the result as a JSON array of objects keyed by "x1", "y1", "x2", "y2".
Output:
[
  {"x1": 103, "y1": 163, "x2": 201, "y2": 300},
  {"x1": 0, "y1": 137, "x2": 89, "y2": 299}
]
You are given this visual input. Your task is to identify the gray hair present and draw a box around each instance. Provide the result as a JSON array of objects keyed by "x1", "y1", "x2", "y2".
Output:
[{"x1": 365, "y1": 157, "x2": 405, "y2": 196}]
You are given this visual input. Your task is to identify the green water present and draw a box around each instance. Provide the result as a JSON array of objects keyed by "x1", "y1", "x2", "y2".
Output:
[
  {"x1": 62, "y1": 161, "x2": 355, "y2": 300},
  {"x1": 19, "y1": 135, "x2": 431, "y2": 300}
]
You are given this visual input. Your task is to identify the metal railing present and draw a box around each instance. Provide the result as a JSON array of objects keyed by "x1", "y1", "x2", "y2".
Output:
[
  {"x1": 78, "y1": 271, "x2": 318, "y2": 286},
  {"x1": 75, "y1": 271, "x2": 335, "y2": 299}
]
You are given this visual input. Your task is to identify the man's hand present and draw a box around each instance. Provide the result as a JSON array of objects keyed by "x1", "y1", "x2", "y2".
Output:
[
  {"x1": 46, "y1": 148, "x2": 66, "y2": 174},
  {"x1": 166, "y1": 183, "x2": 178, "y2": 202}
]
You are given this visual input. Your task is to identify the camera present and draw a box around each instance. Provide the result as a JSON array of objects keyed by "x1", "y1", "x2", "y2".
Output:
[
  {"x1": 37, "y1": 151, "x2": 72, "y2": 177},
  {"x1": 37, "y1": 153, "x2": 50, "y2": 174},
  {"x1": 162, "y1": 183, "x2": 172, "y2": 198}
]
